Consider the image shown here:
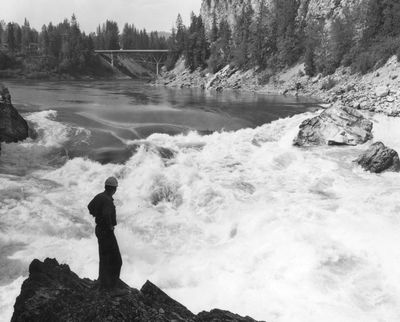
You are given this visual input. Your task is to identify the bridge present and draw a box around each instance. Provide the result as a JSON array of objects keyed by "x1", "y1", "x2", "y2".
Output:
[{"x1": 94, "y1": 49, "x2": 170, "y2": 76}]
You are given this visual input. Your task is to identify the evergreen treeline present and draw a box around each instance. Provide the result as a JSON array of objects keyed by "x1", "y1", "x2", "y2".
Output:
[
  {"x1": 2, "y1": 0, "x2": 399, "y2": 78},
  {"x1": 166, "y1": 13, "x2": 209, "y2": 71},
  {"x1": 0, "y1": 15, "x2": 168, "y2": 77},
  {"x1": 0, "y1": 15, "x2": 99, "y2": 75},
  {"x1": 167, "y1": 0, "x2": 400, "y2": 76},
  {"x1": 93, "y1": 21, "x2": 168, "y2": 50}
]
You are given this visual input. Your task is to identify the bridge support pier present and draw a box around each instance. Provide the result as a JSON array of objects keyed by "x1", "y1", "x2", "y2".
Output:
[
  {"x1": 153, "y1": 56, "x2": 163, "y2": 77},
  {"x1": 111, "y1": 53, "x2": 114, "y2": 67}
]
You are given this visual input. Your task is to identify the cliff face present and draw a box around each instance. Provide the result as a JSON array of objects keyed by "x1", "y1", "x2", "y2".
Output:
[
  {"x1": 200, "y1": 0, "x2": 263, "y2": 32},
  {"x1": 12, "y1": 258, "x2": 262, "y2": 322},
  {"x1": 0, "y1": 85, "x2": 29, "y2": 151},
  {"x1": 200, "y1": 0, "x2": 366, "y2": 33}
]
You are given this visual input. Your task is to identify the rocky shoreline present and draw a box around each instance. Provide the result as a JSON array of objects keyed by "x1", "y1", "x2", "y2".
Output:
[
  {"x1": 12, "y1": 258, "x2": 262, "y2": 322},
  {"x1": 157, "y1": 56, "x2": 400, "y2": 174},
  {"x1": 157, "y1": 56, "x2": 400, "y2": 117}
]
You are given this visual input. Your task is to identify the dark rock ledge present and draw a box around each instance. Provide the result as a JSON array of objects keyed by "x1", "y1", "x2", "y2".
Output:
[
  {"x1": 12, "y1": 258, "x2": 263, "y2": 322},
  {"x1": 0, "y1": 85, "x2": 29, "y2": 154}
]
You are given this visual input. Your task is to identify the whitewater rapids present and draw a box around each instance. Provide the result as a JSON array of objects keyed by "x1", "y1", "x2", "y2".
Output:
[{"x1": 1, "y1": 109, "x2": 400, "y2": 322}]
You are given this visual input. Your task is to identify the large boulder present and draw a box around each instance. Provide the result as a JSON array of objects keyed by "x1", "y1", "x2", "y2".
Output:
[
  {"x1": 355, "y1": 142, "x2": 400, "y2": 173},
  {"x1": 375, "y1": 85, "x2": 389, "y2": 97},
  {"x1": 293, "y1": 106, "x2": 373, "y2": 146},
  {"x1": 12, "y1": 258, "x2": 262, "y2": 322},
  {"x1": 0, "y1": 85, "x2": 29, "y2": 144}
]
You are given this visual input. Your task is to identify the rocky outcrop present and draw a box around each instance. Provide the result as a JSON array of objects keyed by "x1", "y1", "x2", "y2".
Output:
[
  {"x1": 355, "y1": 142, "x2": 400, "y2": 173},
  {"x1": 0, "y1": 85, "x2": 29, "y2": 152},
  {"x1": 12, "y1": 258, "x2": 262, "y2": 322},
  {"x1": 293, "y1": 106, "x2": 373, "y2": 146},
  {"x1": 206, "y1": 65, "x2": 238, "y2": 89},
  {"x1": 200, "y1": 0, "x2": 365, "y2": 33},
  {"x1": 375, "y1": 85, "x2": 389, "y2": 98}
]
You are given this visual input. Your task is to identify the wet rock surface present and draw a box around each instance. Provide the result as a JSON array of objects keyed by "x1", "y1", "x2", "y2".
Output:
[
  {"x1": 0, "y1": 85, "x2": 29, "y2": 149},
  {"x1": 355, "y1": 142, "x2": 400, "y2": 173},
  {"x1": 12, "y1": 258, "x2": 262, "y2": 322},
  {"x1": 293, "y1": 106, "x2": 373, "y2": 146}
]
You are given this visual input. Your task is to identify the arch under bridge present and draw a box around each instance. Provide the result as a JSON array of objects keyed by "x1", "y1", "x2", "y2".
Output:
[{"x1": 94, "y1": 49, "x2": 170, "y2": 76}]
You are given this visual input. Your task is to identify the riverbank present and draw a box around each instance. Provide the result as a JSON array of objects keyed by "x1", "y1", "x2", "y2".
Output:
[
  {"x1": 0, "y1": 51, "x2": 158, "y2": 81},
  {"x1": 157, "y1": 56, "x2": 400, "y2": 116}
]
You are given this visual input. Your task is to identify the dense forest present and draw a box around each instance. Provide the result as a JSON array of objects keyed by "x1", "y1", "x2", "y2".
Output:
[
  {"x1": 0, "y1": 15, "x2": 168, "y2": 78},
  {"x1": 167, "y1": 0, "x2": 400, "y2": 77},
  {"x1": 1, "y1": 0, "x2": 400, "y2": 79}
]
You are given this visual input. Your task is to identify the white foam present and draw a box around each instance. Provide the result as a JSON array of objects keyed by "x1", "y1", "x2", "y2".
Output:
[
  {"x1": 2, "y1": 112, "x2": 400, "y2": 321},
  {"x1": 0, "y1": 277, "x2": 25, "y2": 320},
  {"x1": 21, "y1": 109, "x2": 90, "y2": 149}
]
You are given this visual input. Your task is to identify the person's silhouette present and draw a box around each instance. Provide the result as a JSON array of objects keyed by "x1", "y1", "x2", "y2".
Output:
[{"x1": 88, "y1": 177, "x2": 123, "y2": 291}]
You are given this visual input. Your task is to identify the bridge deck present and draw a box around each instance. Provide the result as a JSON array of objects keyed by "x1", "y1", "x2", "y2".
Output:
[
  {"x1": 94, "y1": 49, "x2": 169, "y2": 53},
  {"x1": 95, "y1": 49, "x2": 169, "y2": 75}
]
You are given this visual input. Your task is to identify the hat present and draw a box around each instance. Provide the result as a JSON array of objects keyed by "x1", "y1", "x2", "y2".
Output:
[{"x1": 105, "y1": 177, "x2": 118, "y2": 187}]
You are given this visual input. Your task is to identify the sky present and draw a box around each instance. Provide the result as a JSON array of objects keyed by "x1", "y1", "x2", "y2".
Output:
[{"x1": 1, "y1": 0, "x2": 202, "y2": 33}]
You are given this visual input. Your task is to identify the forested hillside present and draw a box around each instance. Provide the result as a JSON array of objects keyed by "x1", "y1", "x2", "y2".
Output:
[
  {"x1": 166, "y1": 0, "x2": 400, "y2": 77},
  {"x1": 2, "y1": 1, "x2": 399, "y2": 80}
]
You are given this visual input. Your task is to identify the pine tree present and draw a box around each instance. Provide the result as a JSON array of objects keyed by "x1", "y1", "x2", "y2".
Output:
[
  {"x1": 330, "y1": 8, "x2": 354, "y2": 71},
  {"x1": 105, "y1": 20, "x2": 120, "y2": 50},
  {"x1": 232, "y1": 0, "x2": 253, "y2": 68},
  {"x1": 121, "y1": 23, "x2": 134, "y2": 49},
  {"x1": 185, "y1": 13, "x2": 209, "y2": 71},
  {"x1": 275, "y1": 0, "x2": 301, "y2": 66},
  {"x1": 39, "y1": 25, "x2": 49, "y2": 56},
  {"x1": 0, "y1": 22, "x2": 4, "y2": 47},
  {"x1": 250, "y1": 0, "x2": 274, "y2": 68},
  {"x1": 219, "y1": 19, "x2": 232, "y2": 64},
  {"x1": 6, "y1": 23, "x2": 16, "y2": 52},
  {"x1": 381, "y1": 0, "x2": 400, "y2": 36},
  {"x1": 166, "y1": 27, "x2": 180, "y2": 69},
  {"x1": 176, "y1": 14, "x2": 186, "y2": 54},
  {"x1": 362, "y1": 0, "x2": 382, "y2": 41},
  {"x1": 304, "y1": 18, "x2": 324, "y2": 76},
  {"x1": 207, "y1": 18, "x2": 233, "y2": 73},
  {"x1": 21, "y1": 18, "x2": 32, "y2": 53},
  {"x1": 14, "y1": 24, "x2": 22, "y2": 52},
  {"x1": 210, "y1": 14, "x2": 218, "y2": 43}
]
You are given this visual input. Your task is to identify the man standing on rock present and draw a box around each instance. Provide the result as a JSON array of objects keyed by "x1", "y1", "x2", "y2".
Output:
[{"x1": 88, "y1": 177, "x2": 124, "y2": 292}]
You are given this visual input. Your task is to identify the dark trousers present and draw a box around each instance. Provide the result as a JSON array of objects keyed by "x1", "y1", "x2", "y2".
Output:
[{"x1": 95, "y1": 226, "x2": 122, "y2": 289}]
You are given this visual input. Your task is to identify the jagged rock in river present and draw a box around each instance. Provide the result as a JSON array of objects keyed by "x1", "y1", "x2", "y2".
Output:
[
  {"x1": 355, "y1": 142, "x2": 400, "y2": 173},
  {"x1": 293, "y1": 106, "x2": 373, "y2": 146},
  {"x1": 0, "y1": 85, "x2": 29, "y2": 153},
  {"x1": 12, "y1": 258, "x2": 262, "y2": 322}
]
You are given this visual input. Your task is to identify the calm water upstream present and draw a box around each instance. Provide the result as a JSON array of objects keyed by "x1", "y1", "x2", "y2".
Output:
[
  {"x1": 5, "y1": 80, "x2": 317, "y2": 166},
  {"x1": 1, "y1": 80, "x2": 400, "y2": 322}
]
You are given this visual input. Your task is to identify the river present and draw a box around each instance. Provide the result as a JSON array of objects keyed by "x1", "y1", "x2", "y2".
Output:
[{"x1": 1, "y1": 80, "x2": 400, "y2": 322}]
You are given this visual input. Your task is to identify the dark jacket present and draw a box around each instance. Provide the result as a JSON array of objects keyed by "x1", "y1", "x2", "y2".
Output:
[{"x1": 88, "y1": 192, "x2": 117, "y2": 229}]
